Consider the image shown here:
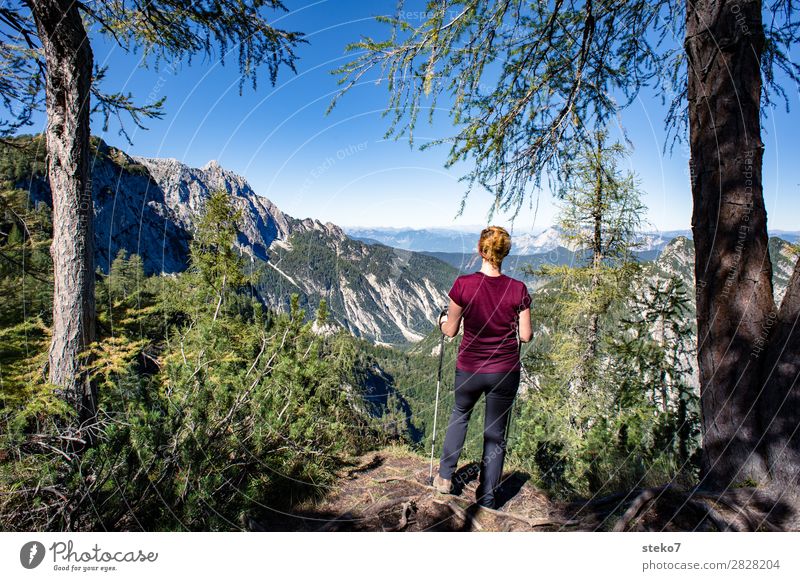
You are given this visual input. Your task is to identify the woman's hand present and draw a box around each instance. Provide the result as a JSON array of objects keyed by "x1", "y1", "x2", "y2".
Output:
[{"x1": 440, "y1": 300, "x2": 463, "y2": 337}]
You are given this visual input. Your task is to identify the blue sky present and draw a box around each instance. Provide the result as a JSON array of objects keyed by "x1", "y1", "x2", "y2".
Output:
[{"x1": 25, "y1": 1, "x2": 800, "y2": 232}]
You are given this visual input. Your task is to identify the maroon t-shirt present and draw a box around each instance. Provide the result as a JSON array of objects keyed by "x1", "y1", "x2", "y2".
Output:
[{"x1": 448, "y1": 272, "x2": 532, "y2": 373}]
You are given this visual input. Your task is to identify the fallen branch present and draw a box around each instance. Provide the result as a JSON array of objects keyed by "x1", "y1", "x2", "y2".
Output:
[
  {"x1": 384, "y1": 501, "x2": 416, "y2": 532},
  {"x1": 432, "y1": 499, "x2": 484, "y2": 531},
  {"x1": 613, "y1": 486, "x2": 667, "y2": 532}
]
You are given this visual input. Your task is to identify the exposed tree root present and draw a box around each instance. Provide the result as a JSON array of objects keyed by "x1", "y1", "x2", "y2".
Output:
[
  {"x1": 384, "y1": 501, "x2": 416, "y2": 531},
  {"x1": 475, "y1": 504, "x2": 579, "y2": 528},
  {"x1": 685, "y1": 498, "x2": 739, "y2": 532},
  {"x1": 313, "y1": 474, "x2": 570, "y2": 531},
  {"x1": 365, "y1": 495, "x2": 419, "y2": 516},
  {"x1": 691, "y1": 488, "x2": 790, "y2": 532},
  {"x1": 431, "y1": 499, "x2": 484, "y2": 531},
  {"x1": 612, "y1": 486, "x2": 667, "y2": 532},
  {"x1": 582, "y1": 484, "x2": 800, "y2": 532}
]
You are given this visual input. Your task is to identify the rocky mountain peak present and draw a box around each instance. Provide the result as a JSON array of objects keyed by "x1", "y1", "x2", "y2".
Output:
[
  {"x1": 131, "y1": 155, "x2": 309, "y2": 262},
  {"x1": 125, "y1": 154, "x2": 351, "y2": 255}
]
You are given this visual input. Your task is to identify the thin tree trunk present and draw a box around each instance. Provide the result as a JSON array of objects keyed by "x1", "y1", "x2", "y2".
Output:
[
  {"x1": 30, "y1": 0, "x2": 97, "y2": 435},
  {"x1": 685, "y1": 0, "x2": 773, "y2": 487},
  {"x1": 659, "y1": 318, "x2": 668, "y2": 414},
  {"x1": 677, "y1": 386, "x2": 690, "y2": 466},
  {"x1": 579, "y1": 140, "x2": 604, "y2": 392},
  {"x1": 213, "y1": 274, "x2": 227, "y2": 322}
]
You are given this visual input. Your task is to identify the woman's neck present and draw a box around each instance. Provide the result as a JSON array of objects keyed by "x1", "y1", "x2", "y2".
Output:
[{"x1": 480, "y1": 259, "x2": 502, "y2": 277}]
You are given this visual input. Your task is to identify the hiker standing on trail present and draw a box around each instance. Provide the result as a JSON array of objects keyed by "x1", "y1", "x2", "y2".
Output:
[{"x1": 435, "y1": 226, "x2": 532, "y2": 509}]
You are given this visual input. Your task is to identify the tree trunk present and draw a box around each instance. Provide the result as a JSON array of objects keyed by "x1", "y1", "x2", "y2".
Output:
[
  {"x1": 759, "y1": 257, "x2": 800, "y2": 485},
  {"x1": 579, "y1": 140, "x2": 604, "y2": 392},
  {"x1": 685, "y1": 0, "x2": 773, "y2": 487},
  {"x1": 30, "y1": 0, "x2": 97, "y2": 435}
]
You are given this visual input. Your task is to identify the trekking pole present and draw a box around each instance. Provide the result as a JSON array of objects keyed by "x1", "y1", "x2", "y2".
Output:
[
  {"x1": 505, "y1": 326, "x2": 522, "y2": 455},
  {"x1": 429, "y1": 307, "x2": 448, "y2": 483}
]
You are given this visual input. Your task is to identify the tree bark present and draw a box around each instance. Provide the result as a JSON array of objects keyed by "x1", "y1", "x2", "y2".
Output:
[
  {"x1": 685, "y1": 0, "x2": 773, "y2": 487},
  {"x1": 29, "y1": 0, "x2": 97, "y2": 434},
  {"x1": 759, "y1": 256, "x2": 800, "y2": 485}
]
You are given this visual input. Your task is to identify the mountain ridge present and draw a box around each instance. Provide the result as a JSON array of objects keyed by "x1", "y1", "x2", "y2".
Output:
[{"x1": 5, "y1": 137, "x2": 454, "y2": 344}]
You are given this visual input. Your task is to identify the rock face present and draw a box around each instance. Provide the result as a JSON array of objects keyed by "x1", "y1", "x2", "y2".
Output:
[
  {"x1": 259, "y1": 230, "x2": 455, "y2": 344},
  {"x1": 28, "y1": 145, "x2": 193, "y2": 274},
  {"x1": 628, "y1": 235, "x2": 796, "y2": 393},
  {"x1": 22, "y1": 140, "x2": 454, "y2": 344},
  {"x1": 648, "y1": 235, "x2": 794, "y2": 302},
  {"x1": 134, "y1": 155, "x2": 343, "y2": 266}
]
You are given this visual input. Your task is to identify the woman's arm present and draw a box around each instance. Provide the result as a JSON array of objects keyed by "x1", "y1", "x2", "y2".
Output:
[
  {"x1": 439, "y1": 299, "x2": 464, "y2": 338},
  {"x1": 518, "y1": 308, "x2": 532, "y2": 342}
]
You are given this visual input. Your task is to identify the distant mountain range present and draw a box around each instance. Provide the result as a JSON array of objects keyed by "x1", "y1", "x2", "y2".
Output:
[
  {"x1": 420, "y1": 248, "x2": 577, "y2": 280},
  {"x1": 347, "y1": 226, "x2": 696, "y2": 255},
  {"x1": 347, "y1": 226, "x2": 800, "y2": 255},
  {"x1": 348, "y1": 226, "x2": 692, "y2": 279}
]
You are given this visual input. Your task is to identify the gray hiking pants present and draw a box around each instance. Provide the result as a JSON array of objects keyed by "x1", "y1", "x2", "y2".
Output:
[{"x1": 438, "y1": 368, "x2": 520, "y2": 508}]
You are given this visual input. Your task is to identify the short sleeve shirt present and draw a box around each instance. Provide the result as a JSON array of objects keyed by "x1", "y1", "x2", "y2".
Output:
[{"x1": 448, "y1": 272, "x2": 532, "y2": 373}]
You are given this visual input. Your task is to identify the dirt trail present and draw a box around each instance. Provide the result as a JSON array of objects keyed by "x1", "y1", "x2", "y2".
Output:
[
  {"x1": 251, "y1": 447, "x2": 588, "y2": 532},
  {"x1": 249, "y1": 446, "x2": 799, "y2": 532}
]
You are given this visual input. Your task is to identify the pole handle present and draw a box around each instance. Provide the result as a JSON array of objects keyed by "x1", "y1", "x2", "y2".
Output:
[{"x1": 437, "y1": 306, "x2": 448, "y2": 329}]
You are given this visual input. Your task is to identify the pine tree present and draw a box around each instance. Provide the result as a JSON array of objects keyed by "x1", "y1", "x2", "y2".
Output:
[
  {"x1": 531, "y1": 134, "x2": 645, "y2": 395},
  {"x1": 553, "y1": 133, "x2": 646, "y2": 393},
  {"x1": 0, "y1": 168, "x2": 53, "y2": 327},
  {"x1": 609, "y1": 275, "x2": 699, "y2": 476},
  {"x1": 190, "y1": 189, "x2": 247, "y2": 322},
  {"x1": 515, "y1": 134, "x2": 648, "y2": 493}
]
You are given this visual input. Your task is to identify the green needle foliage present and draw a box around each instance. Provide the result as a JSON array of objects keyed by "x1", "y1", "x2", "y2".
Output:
[
  {"x1": 332, "y1": 0, "x2": 679, "y2": 216},
  {"x1": 1, "y1": 0, "x2": 304, "y2": 140},
  {"x1": 0, "y1": 188, "x2": 384, "y2": 531},
  {"x1": 607, "y1": 275, "x2": 699, "y2": 478},
  {"x1": 333, "y1": 1, "x2": 799, "y2": 217}
]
